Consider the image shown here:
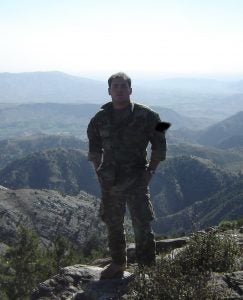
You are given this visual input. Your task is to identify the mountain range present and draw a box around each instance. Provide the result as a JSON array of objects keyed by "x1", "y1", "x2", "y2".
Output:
[
  {"x1": 0, "y1": 102, "x2": 210, "y2": 141},
  {"x1": 0, "y1": 142, "x2": 242, "y2": 236},
  {"x1": 0, "y1": 71, "x2": 243, "y2": 238},
  {"x1": 0, "y1": 71, "x2": 242, "y2": 121},
  {"x1": 198, "y1": 111, "x2": 243, "y2": 147}
]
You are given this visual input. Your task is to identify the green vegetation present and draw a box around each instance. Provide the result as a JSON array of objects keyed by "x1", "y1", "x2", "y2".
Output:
[
  {"x1": 0, "y1": 226, "x2": 107, "y2": 300},
  {"x1": 0, "y1": 148, "x2": 100, "y2": 196},
  {"x1": 219, "y1": 217, "x2": 243, "y2": 231},
  {"x1": 128, "y1": 230, "x2": 240, "y2": 300}
]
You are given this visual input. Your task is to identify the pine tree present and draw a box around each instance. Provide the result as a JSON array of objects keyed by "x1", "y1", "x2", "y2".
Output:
[{"x1": 3, "y1": 225, "x2": 43, "y2": 299}]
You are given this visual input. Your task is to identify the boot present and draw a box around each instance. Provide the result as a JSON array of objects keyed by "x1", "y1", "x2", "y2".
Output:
[{"x1": 100, "y1": 262, "x2": 126, "y2": 280}]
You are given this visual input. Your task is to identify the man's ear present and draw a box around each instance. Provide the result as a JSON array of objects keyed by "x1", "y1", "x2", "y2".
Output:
[
  {"x1": 130, "y1": 87, "x2": 132, "y2": 95},
  {"x1": 108, "y1": 88, "x2": 111, "y2": 95}
]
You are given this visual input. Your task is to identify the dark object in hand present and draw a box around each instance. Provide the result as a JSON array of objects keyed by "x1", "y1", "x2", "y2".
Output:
[{"x1": 155, "y1": 122, "x2": 171, "y2": 132}]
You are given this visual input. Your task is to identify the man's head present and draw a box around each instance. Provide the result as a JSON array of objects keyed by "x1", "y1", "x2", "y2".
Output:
[{"x1": 108, "y1": 72, "x2": 132, "y2": 108}]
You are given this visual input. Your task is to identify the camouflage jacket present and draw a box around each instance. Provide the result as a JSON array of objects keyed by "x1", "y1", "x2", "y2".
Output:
[{"x1": 87, "y1": 101, "x2": 166, "y2": 173}]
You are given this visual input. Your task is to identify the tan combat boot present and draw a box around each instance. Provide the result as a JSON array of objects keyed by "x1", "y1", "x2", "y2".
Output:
[{"x1": 100, "y1": 262, "x2": 127, "y2": 280}]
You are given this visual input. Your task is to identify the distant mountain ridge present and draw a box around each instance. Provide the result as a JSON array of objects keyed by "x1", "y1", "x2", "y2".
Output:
[
  {"x1": 168, "y1": 143, "x2": 243, "y2": 172},
  {"x1": 0, "y1": 71, "x2": 107, "y2": 103},
  {"x1": 0, "y1": 102, "x2": 203, "y2": 140},
  {"x1": 0, "y1": 71, "x2": 242, "y2": 116},
  {"x1": 198, "y1": 111, "x2": 243, "y2": 147}
]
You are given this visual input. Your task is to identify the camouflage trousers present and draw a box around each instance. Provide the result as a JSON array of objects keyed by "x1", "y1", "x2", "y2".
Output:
[{"x1": 97, "y1": 166, "x2": 156, "y2": 266}]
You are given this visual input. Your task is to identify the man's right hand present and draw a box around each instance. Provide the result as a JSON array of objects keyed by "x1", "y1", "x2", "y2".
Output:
[{"x1": 92, "y1": 160, "x2": 102, "y2": 174}]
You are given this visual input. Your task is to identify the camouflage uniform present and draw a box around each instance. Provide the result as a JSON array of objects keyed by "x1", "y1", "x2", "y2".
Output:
[{"x1": 87, "y1": 101, "x2": 166, "y2": 266}]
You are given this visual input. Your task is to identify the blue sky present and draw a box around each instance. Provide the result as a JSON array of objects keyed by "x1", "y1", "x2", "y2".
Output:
[{"x1": 1, "y1": 0, "x2": 243, "y2": 76}]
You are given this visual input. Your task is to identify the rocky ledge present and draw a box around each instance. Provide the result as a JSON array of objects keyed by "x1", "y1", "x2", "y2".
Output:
[
  {"x1": 31, "y1": 234, "x2": 243, "y2": 299},
  {"x1": 31, "y1": 264, "x2": 133, "y2": 300}
]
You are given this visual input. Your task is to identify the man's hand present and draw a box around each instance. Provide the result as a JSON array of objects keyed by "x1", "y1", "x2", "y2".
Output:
[
  {"x1": 142, "y1": 158, "x2": 161, "y2": 186},
  {"x1": 148, "y1": 158, "x2": 161, "y2": 171},
  {"x1": 142, "y1": 169, "x2": 153, "y2": 186},
  {"x1": 92, "y1": 159, "x2": 102, "y2": 174}
]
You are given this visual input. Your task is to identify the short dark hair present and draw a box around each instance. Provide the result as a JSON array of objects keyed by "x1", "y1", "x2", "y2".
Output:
[{"x1": 108, "y1": 72, "x2": 131, "y2": 88}]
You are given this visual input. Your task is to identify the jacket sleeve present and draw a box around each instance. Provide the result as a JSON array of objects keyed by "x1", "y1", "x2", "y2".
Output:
[
  {"x1": 148, "y1": 112, "x2": 167, "y2": 161},
  {"x1": 87, "y1": 117, "x2": 103, "y2": 161}
]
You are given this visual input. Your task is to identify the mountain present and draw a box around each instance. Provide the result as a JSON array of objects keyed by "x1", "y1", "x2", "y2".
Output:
[
  {"x1": 0, "y1": 188, "x2": 103, "y2": 247},
  {"x1": 150, "y1": 156, "x2": 237, "y2": 218},
  {"x1": 0, "y1": 102, "x2": 100, "y2": 139},
  {"x1": 1, "y1": 71, "x2": 242, "y2": 122},
  {"x1": 168, "y1": 143, "x2": 243, "y2": 172},
  {"x1": 0, "y1": 146, "x2": 241, "y2": 237},
  {"x1": 0, "y1": 148, "x2": 99, "y2": 197},
  {"x1": 153, "y1": 177, "x2": 243, "y2": 236},
  {"x1": 0, "y1": 102, "x2": 202, "y2": 140},
  {"x1": 197, "y1": 111, "x2": 243, "y2": 147},
  {"x1": 0, "y1": 134, "x2": 87, "y2": 170},
  {"x1": 0, "y1": 71, "x2": 107, "y2": 103},
  {"x1": 216, "y1": 136, "x2": 243, "y2": 149}
]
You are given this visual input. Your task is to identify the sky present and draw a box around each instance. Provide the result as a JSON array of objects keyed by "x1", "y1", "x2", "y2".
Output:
[{"x1": 1, "y1": 0, "x2": 243, "y2": 77}]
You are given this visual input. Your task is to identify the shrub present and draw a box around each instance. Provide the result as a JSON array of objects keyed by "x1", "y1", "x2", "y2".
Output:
[
  {"x1": 219, "y1": 217, "x2": 243, "y2": 230},
  {"x1": 219, "y1": 220, "x2": 237, "y2": 230},
  {"x1": 128, "y1": 230, "x2": 240, "y2": 299}
]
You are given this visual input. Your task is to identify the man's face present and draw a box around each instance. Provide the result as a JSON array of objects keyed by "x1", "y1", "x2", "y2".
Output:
[{"x1": 108, "y1": 77, "x2": 132, "y2": 104}]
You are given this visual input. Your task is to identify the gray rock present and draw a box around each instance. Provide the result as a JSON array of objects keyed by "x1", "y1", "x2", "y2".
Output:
[
  {"x1": 240, "y1": 227, "x2": 243, "y2": 234},
  {"x1": 0, "y1": 188, "x2": 104, "y2": 247},
  {"x1": 31, "y1": 264, "x2": 133, "y2": 300},
  {"x1": 155, "y1": 237, "x2": 189, "y2": 252},
  {"x1": 126, "y1": 237, "x2": 189, "y2": 262},
  {"x1": 0, "y1": 185, "x2": 8, "y2": 191},
  {"x1": 212, "y1": 271, "x2": 243, "y2": 299},
  {"x1": 223, "y1": 271, "x2": 243, "y2": 297}
]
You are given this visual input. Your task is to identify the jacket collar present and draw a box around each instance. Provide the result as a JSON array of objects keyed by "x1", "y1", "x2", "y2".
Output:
[{"x1": 101, "y1": 101, "x2": 135, "y2": 113}]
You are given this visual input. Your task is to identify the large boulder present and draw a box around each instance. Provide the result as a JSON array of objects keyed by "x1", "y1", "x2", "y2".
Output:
[{"x1": 31, "y1": 265, "x2": 133, "y2": 300}]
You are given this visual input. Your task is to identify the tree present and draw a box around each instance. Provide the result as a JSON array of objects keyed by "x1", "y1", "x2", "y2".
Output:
[{"x1": 3, "y1": 225, "x2": 43, "y2": 300}]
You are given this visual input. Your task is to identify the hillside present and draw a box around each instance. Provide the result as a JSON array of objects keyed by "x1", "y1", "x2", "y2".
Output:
[
  {"x1": 197, "y1": 111, "x2": 243, "y2": 146},
  {"x1": 0, "y1": 148, "x2": 99, "y2": 196},
  {"x1": 0, "y1": 102, "x2": 192, "y2": 140},
  {"x1": 216, "y1": 135, "x2": 243, "y2": 149},
  {"x1": 168, "y1": 143, "x2": 243, "y2": 172},
  {"x1": 0, "y1": 147, "x2": 241, "y2": 238},
  {"x1": 153, "y1": 177, "x2": 243, "y2": 235},
  {"x1": 0, "y1": 71, "x2": 107, "y2": 103},
  {"x1": 0, "y1": 188, "x2": 103, "y2": 247},
  {"x1": 0, "y1": 134, "x2": 87, "y2": 169},
  {"x1": 150, "y1": 156, "x2": 237, "y2": 218}
]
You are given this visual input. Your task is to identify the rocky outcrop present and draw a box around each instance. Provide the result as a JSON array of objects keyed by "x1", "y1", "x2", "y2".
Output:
[
  {"x1": 0, "y1": 185, "x2": 8, "y2": 191},
  {"x1": 214, "y1": 272, "x2": 243, "y2": 299},
  {"x1": 31, "y1": 266, "x2": 243, "y2": 299},
  {"x1": 31, "y1": 237, "x2": 191, "y2": 299},
  {"x1": 31, "y1": 265, "x2": 133, "y2": 300},
  {"x1": 31, "y1": 231, "x2": 243, "y2": 299},
  {"x1": 0, "y1": 188, "x2": 104, "y2": 247}
]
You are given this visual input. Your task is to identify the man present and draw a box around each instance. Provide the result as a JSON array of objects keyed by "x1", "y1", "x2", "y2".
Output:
[{"x1": 87, "y1": 72, "x2": 168, "y2": 280}]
